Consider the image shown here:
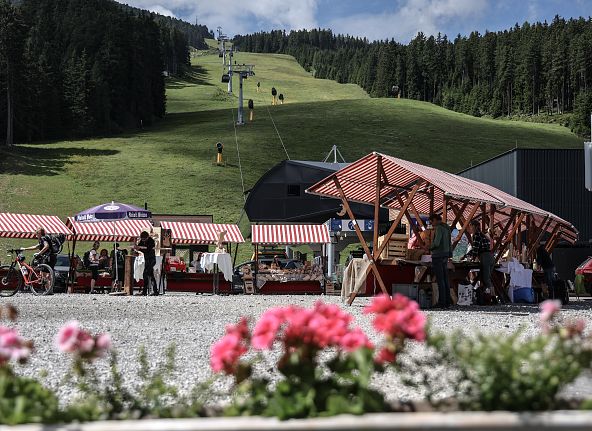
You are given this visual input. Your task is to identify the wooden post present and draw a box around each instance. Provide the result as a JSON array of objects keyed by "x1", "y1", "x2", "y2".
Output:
[
  {"x1": 373, "y1": 156, "x2": 382, "y2": 257},
  {"x1": 545, "y1": 225, "x2": 561, "y2": 253},
  {"x1": 547, "y1": 230, "x2": 562, "y2": 252},
  {"x1": 481, "y1": 204, "x2": 487, "y2": 232},
  {"x1": 450, "y1": 201, "x2": 469, "y2": 229},
  {"x1": 452, "y1": 202, "x2": 480, "y2": 249},
  {"x1": 491, "y1": 210, "x2": 517, "y2": 254},
  {"x1": 333, "y1": 177, "x2": 389, "y2": 304},
  {"x1": 123, "y1": 254, "x2": 135, "y2": 295},
  {"x1": 442, "y1": 195, "x2": 448, "y2": 223},
  {"x1": 526, "y1": 216, "x2": 551, "y2": 261},
  {"x1": 495, "y1": 212, "x2": 526, "y2": 263},
  {"x1": 429, "y1": 186, "x2": 435, "y2": 215},
  {"x1": 489, "y1": 205, "x2": 496, "y2": 234},
  {"x1": 374, "y1": 182, "x2": 422, "y2": 259}
]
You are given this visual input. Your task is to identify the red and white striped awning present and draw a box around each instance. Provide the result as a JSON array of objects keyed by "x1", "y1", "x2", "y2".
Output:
[
  {"x1": 306, "y1": 152, "x2": 578, "y2": 243},
  {"x1": 252, "y1": 224, "x2": 330, "y2": 245},
  {"x1": 160, "y1": 221, "x2": 245, "y2": 245},
  {"x1": 0, "y1": 213, "x2": 72, "y2": 239},
  {"x1": 67, "y1": 217, "x2": 153, "y2": 242}
]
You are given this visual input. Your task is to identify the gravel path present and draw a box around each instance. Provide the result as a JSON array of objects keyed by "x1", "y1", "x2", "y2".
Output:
[{"x1": 3, "y1": 294, "x2": 592, "y2": 403}]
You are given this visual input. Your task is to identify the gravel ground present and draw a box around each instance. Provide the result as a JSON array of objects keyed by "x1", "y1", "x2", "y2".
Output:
[{"x1": 3, "y1": 293, "x2": 592, "y2": 404}]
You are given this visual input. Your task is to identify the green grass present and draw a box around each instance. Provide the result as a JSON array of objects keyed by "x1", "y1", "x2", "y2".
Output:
[{"x1": 0, "y1": 49, "x2": 583, "y2": 235}]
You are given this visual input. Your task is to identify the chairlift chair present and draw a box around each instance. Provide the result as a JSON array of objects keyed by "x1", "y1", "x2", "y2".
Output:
[{"x1": 221, "y1": 74, "x2": 230, "y2": 83}]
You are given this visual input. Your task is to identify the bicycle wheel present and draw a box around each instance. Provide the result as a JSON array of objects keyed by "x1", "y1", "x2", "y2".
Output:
[
  {"x1": 0, "y1": 265, "x2": 23, "y2": 297},
  {"x1": 30, "y1": 264, "x2": 54, "y2": 296}
]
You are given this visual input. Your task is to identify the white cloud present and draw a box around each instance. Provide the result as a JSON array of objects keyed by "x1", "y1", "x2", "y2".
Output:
[
  {"x1": 328, "y1": 0, "x2": 489, "y2": 42},
  {"x1": 116, "y1": 0, "x2": 319, "y2": 35},
  {"x1": 147, "y1": 5, "x2": 176, "y2": 18}
]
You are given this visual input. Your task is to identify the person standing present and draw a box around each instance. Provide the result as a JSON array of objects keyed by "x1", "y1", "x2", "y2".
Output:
[
  {"x1": 88, "y1": 241, "x2": 100, "y2": 294},
  {"x1": 427, "y1": 214, "x2": 452, "y2": 308},
  {"x1": 466, "y1": 221, "x2": 494, "y2": 303},
  {"x1": 536, "y1": 244, "x2": 555, "y2": 293},
  {"x1": 135, "y1": 231, "x2": 158, "y2": 296}
]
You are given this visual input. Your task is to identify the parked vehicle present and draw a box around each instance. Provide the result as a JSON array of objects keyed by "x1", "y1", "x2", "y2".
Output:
[
  {"x1": 53, "y1": 254, "x2": 71, "y2": 293},
  {"x1": 576, "y1": 257, "x2": 592, "y2": 295}
]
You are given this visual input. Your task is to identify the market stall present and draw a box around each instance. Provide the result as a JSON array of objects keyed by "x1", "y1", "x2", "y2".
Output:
[
  {"x1": 307, "y1": 152, "x2": 578, "y2": 306},
  {"x1": 66, "y1": 217, "x2": 153, "y2": 292},
  {"x1": 160, "y1": 221, "x2": 244, "y2": 293},
  {"x1": 248, "y1": 224, "x2": 329, "y2": 294}
]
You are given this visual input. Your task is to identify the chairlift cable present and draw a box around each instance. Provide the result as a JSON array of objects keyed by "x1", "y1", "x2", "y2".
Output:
[
  {"x1": 266, "y1": 105, "x2": 290, "y2": 160},
  {"x1": 231, "y1": 108, "x2": 247, "y2": 202}
]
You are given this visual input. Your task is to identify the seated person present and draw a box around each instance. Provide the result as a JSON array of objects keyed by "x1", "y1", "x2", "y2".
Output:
[
  {"x1": 191, "y1": 252, "x2": 203, "y2": 272},
  {"x1": 270, "y1": 255, "x2": 281, "y2": 270},
  {"x1": 98, "y1": 248, "x2": 110, "y2": 270}
]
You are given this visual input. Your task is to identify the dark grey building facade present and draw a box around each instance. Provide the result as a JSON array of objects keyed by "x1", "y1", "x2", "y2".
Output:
[{"x1": 459, "y1": 148, "x2": 592, "y2": 280}]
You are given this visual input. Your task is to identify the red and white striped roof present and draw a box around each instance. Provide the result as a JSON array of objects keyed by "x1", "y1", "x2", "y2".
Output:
[
  {"x1": 252, "y1": 224, "x2": 330, "y2": 245},
  {"x1": 0, "y1": 213, "x2": 72, "y2": 239},
  {"x1": 160, "y1": 221, "x2": 244, "y2": 245},
  {"x1": 67, "y1": 217, "x2": 153, "y2": 242},
  {"x1": 306, "y1": 152, "x2": 578, "y2": 243}
]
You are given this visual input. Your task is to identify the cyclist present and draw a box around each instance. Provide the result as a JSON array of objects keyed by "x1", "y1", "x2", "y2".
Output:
[
  {"x1": 19, "y1": 227, "x2": 57, "y2": 269},
  {"x1": 19, "y1": 227, "x2": 55, "y2": 294}
]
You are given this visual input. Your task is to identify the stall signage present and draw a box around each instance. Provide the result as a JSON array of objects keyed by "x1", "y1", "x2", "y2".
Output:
[
  {"x1": 329, "y1": 219, "x2": 374, "y2": 232},
  {"x1": 76, "y1": 214, "x2": 96, "y2": 222},
  {"x1": 127, "y1": 211, "x2": 150, "y2": 219}
]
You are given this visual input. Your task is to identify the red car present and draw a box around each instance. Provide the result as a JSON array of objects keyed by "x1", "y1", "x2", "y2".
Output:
[{"x1": 575, "y1": 257, "x2": 592, "y2": 294}]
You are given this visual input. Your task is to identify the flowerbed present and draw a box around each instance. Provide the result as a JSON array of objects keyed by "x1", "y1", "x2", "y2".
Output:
[{"x1": 0, "y1": 297, "x2": 591, "y2": 425}]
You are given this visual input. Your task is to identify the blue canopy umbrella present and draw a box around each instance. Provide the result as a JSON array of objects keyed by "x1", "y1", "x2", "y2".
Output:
[
  {"x1": 73, "y1": 202, "x2": 152, "y2": 293},
  {"x1": 75, "y1": 202, "x2": 151, "y2": 222}
]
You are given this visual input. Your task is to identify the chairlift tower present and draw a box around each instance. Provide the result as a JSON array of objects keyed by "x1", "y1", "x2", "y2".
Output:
[
  {"x1": 232, "y1": 64, "x2": 255, "y2": 126},
  {"x1": 227, "y1": 48, "x2": 233, "y2": 94},
  {"x1": 216, "y1": 26, "x2": 229, "y2": 66}
]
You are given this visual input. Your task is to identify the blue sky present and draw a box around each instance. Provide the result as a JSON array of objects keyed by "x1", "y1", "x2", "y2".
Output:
[{"x1": 118, "y1": 0, "x2": 591, "y2": 42}]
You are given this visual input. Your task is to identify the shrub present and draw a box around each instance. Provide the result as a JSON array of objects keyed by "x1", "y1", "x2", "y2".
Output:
[
  {"x1": 210, "y1": 296, "x2": 426, "y2": 419},
  {"x1": 403, "y1": 300, "x2": 592, "y2": 411}
]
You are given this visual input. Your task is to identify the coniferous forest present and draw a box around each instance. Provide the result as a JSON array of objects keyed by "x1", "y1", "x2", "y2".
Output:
[
  {"x1": 234, "y1": 17, "x2": 592, "y2": 138},
  {"x1": 0, "y1": 0, "x2": 207, "y2": 145}
]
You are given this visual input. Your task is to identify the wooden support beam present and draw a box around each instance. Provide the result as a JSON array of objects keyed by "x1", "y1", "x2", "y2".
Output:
[
  {"x1": 489, "y1": 205, "x2": 496, "y2": 234},
  {"x1": 495, "y1": 212, "x2": 525, "y2": 263},
  {"x1": 429, "y1": 186, "x2": 435, "y2": 215},
  {"x1": 395, "y1": 195, "x2": 425, "y2": 247},
  {"x1": 547, "y1": 230, "x2": 563, "y2": 252},
  {"x1": 333, "y1": 177, "x2": 389, "y2": 305},
  {"x1": 409, "y1": 203, "x2": 426, "y2": 229},
  {"x1": 452, "y1": 202, "x2": 480, "y2": 250},
  {"x1": 481, "y1": 204, "x2": 487, "y2": 232},
  {"x1": 526, "y1": 216, "x2": 551, "y2": 261},
  {"x1": 374, "y1": 182, "x2": 422, "y2": 260},
  {"x1": 373, "y1": 156, "x2": 382, "y2": 255},
  {"x1": 450, "y1": 201, "x2": 468, "y2": 228},
  {"x1": 442, "y1": 195, "x2": 448, "y2": 223},
  {"x1": 545, "y1": 224, "x2": 561, "y2": 253},
  {"x1": 491, "y1": 210, "x2": 517, "y2": 254}
]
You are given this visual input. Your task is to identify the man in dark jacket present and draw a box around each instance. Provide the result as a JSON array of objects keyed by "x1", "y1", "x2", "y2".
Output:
[
  {"x1": 428, "y1": 214, "x2": 452, "y2": 308},
  {"x1": 135, "y1": 231, "x2": 158, "y2": 296},
  {"x1": 537, "y1": 244, "x2": 555, "y2": 291}
]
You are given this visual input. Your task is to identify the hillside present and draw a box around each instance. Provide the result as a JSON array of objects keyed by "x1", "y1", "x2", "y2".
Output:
[{"x1": 0, "y1": 49, "x2": 583, "y2": 231}]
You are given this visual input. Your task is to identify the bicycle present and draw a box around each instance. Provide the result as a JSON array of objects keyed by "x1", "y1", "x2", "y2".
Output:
[{"x1": 0, "y1": 249, "x2": 55, "y2": 297}]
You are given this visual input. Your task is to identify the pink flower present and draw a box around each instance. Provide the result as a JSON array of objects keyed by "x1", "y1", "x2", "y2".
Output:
[
  {"x1": 56, "y1": 321, "x2": 111, "y2": 361},
  {"x1": 252, "y1": 308, "x2": 290, "y2": 350},
  {"x1": 375, "y1": 347, "x2": 396, "y2": 364},
  {"x1": 56, "y1": 321, "x2": 83, "y2": 353},
  {"x1": 366, "y1": 294, "x2": 427, "y2": 342},
  {"x1": 0, "y1": 326, "x2": 32, "y2": 365},
  {"x1": 340, "y1": 328, "x2": 373, "y2": 352},
  {"x1": 210, "y1": 333, "x2": 247, "y2": 374},
  {"x1": 540, "y1": 300, "x2": 561, "y2": 323},
  {"x1": 95, "y1": 333, "x2": 112, "y2": 357}
]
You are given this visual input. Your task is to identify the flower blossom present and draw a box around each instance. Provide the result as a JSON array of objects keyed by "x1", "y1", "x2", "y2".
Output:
[
  {"x1": 365, "y1": 294, "x2": 427, "y2": 342},
  {"x1": 210, "y1": 317, "x2": 250, "y2": 374},
  {"x1": 539, "y1": 300, "x2": 561, "y2": 323},
  {"x1": 56, "y1": 321, "x2": 111, "y2": 361},
  {"x1": 0, "y1": 326, "x2": 32, "y2": 366}
]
